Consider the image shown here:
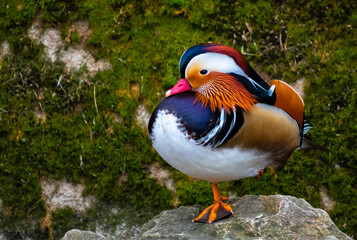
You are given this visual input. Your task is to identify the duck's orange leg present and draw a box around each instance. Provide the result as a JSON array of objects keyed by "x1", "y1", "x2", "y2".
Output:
[
  {"x1": 193, "y1": 183, "x2": 233, "y2": 224},
  {"x1": 256, "y1": 169, "x2": 265, "y2": 179}
]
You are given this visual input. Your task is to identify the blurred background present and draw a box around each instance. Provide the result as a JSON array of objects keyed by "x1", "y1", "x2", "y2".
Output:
[{"x1": 0, "y1": 0, "x2": 356, "y2": 239}]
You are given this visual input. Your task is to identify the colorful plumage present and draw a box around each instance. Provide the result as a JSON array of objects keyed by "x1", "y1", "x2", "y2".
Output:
[{"x1": 148, "y1": 43, "x2": 318, "y2": 223}]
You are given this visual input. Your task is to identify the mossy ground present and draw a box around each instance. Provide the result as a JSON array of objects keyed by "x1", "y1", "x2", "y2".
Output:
[{"x1": 0, "y1": 0, "x2": 356, "y2": 239}]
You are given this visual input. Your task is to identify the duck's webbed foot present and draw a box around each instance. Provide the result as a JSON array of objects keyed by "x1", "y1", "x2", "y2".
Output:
[{"x1": 193, "y1": 183, "x2": 233, "y2": 224}]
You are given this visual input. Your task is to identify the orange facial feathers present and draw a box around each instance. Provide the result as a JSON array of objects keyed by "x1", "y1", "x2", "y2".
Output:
[{"x1": 194, "y1": 72, "x2": 257, "y2": 114}]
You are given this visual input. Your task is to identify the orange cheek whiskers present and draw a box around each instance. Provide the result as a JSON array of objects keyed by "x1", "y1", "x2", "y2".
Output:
[{"x1": 194, "y1": 73, "x2": 257, "y2": 114}]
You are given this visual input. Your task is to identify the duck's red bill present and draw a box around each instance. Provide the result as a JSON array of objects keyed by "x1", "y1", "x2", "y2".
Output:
[{"x1": 166, "y1": 79, "x2": 192, "y2": 97}]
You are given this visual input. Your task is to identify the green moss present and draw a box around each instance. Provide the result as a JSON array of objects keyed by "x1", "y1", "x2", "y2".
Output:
[{"x1": 0, "y1": 0, "x2": 356, "y2": 238}]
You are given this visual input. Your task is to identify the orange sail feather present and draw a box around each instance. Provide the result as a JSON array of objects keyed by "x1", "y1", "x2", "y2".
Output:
[{"x1": 271, "y1": 80, "x2": 304, "y2": 129}]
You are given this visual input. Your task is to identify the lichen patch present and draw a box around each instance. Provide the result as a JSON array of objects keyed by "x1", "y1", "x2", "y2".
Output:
[
  {"x1": 131, "y1": 82, "x2": 141, "y2": 99},
  {"x1": 40, "y1": 178, "x2": 94, "y2": 212},
  {"x1": 291, "y1": 77, "x2": 306, "y2": 98},
  {"x1": 149, "y1": 162, "x2": 175, "y2": 192},
  {"x1": 41, "y1": 29, "x2": 64, "y2": 62},
  {"x1": 0, "y1": 40, "x2": 11, "y2": 60},
  {"x1": 320, "y1": 185, "x2": 336, "y2": 212},
  {"x1": 134, "y1": 104, "x2": 150, "y2": 131},
  {"x1": 34, "y1": 104, "x2": 47, "y2": 124},
  {"x1": 71, "y1": 20, "x2": 91, "y2": 46},
  {"x1": 149, "y1": 162, "x2": 179, "y2": 206},
  {"x1": 28, "y1": 14, "x2": 42, "y2": 43},
  {"x1": 28, "y1": 18, "x2": 112, "y2": 75}
]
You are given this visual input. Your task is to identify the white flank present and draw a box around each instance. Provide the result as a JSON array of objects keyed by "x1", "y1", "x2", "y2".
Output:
[{"x1": 151, "y1": 110, "x2": 272, "y2": 183}]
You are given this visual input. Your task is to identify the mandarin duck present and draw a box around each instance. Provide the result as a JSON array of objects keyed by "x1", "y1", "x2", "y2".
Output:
[{"x1": 148, "y1": 43, "x2": 318, "y2": 224}]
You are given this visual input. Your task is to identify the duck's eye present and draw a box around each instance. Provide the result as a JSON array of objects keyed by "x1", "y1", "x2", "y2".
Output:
[{"x1": 200, "y1": 69, "x2": 208, "y2": 75}]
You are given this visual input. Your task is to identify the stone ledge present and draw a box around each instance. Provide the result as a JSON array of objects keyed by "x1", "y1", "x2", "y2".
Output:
[{"x1": 62, "y1": 195, "x2": 352, "y2": 240}]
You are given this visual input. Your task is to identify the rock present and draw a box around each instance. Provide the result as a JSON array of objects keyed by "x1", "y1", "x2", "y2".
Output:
[
  {"x1": 136, "y1": 195, "x2": 352, "y2": 240},
  {"x1": 61, "y1": 229, "x2": 106, "y2": 240},
  {"x1": 60, "y1": 195, "x2": 352, "y2": 240}
]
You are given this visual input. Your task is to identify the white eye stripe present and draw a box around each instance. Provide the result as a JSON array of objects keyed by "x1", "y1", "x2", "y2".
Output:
[
  {"x1": 185, "y1": 52, "x2": 247, "y2": 78},
  {"x1": 185, "y1": 52, "x2": 270, "y2": 93}
]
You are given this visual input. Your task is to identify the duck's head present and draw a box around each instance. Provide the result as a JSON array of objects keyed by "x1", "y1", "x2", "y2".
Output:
[{"x1": 166, "y1": 44, "x2": 274, "y2": 114}]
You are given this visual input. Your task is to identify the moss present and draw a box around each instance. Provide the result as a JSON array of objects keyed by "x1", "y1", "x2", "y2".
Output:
[
  {"x1": 0, "y1": 0, "x2": 356, "y2": 238},
  {"x1": 51, "y1": 207, "x2": 81, "y2": 239}
]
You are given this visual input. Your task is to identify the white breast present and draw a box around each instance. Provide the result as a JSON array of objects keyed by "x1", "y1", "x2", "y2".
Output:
[{"x1": 150, "y1": 110, "x2": 273, "y2": 183}]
